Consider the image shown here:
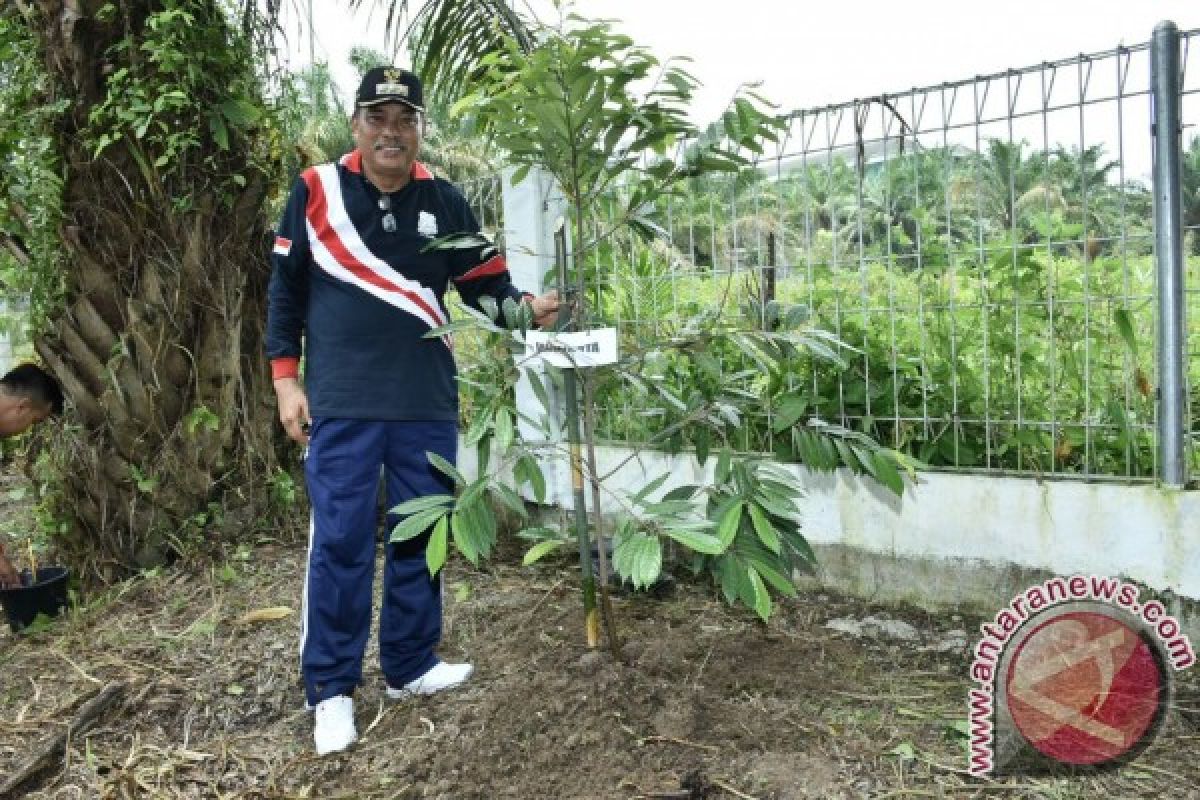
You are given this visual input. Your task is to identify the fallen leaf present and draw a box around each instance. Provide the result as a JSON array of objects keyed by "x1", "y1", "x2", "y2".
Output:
[{"x1": 234, "y1": 606, "x2": 294, "y2": 625}]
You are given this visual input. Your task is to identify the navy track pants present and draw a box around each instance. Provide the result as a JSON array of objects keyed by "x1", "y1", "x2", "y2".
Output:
[{"x1": 300, "y1": 418, "x2": 457, "y2": 706}]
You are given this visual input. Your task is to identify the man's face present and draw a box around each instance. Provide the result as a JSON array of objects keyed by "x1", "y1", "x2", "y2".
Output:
[
  {"x1": 0, "y1": 398, "x2": 48, "y2": 438},
  {"x1": 352, "y1": 102, "x2": 423, "y2": 184}
]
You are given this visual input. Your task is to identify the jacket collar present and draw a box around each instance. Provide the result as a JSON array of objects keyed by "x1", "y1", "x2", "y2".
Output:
[{"x1": 339, "y1": 150, "x2": 433, "y2": 181}]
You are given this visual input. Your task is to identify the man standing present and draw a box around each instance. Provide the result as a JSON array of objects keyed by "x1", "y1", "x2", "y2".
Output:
[
  {"x1": 267, "y1": 67, "x2": 558, "y2": 755},
  {"x1": 0, "y1": 363, "x2": 64, "y2": 589}
]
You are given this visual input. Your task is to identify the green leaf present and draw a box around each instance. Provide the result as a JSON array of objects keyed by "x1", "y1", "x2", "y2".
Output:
[
  {"x1": 745, "y1": 555, "x2": 798, "y2": 597},
  {"x1": 715, "y1": 499, "x2": 744, "y2": 547},
  {"x1": 389, "y1": 493, "x2": 455, "y2": 516},
  {"x1": 490, "y1": 483, "x2": 529, "y2": 519},
  {"x1": 509, "y1": 163, "x2": 531, "y2": 186},
  {"x1": 450, "y1": 508, "x2": 479, "y2": 564},
  {"x1": 425, "y1": 318, "x2": 503, "y2": 338},
  {"x1": 661, "y1": 484, "x2": 699, "y2": 502},
  {"x1": 527, "y1": 370, "x2": 553, "y2": 415},
  {"x1": 426, "y1": 516, "x2": 449, "y2": 576},
  {"x1": 452, "y1": 484, "x2": 497, "y2": 564},
  {"x1": 633, "y1": 535, "x2": 663, "y2": 588},
  {"x1": 753, "y1": 490, "x2": 797, "y2": 520},
  {"x1": 850, "y1": 443, "x2": 878, "y2": 479},
  {"x1": 515, "y1": 454, "x2": 546, "y2": 503},
  {"x1": 221, "y1": 98, "x2": 261, "y2": 126},
  {"x1": 715, "y1": 448, "x2": 732, "y2": 484},
  {"x1": 494, "y1": 407, "x2": 514, "y2": 455},
  {"x1": 522, "y1": 539, "x2": 562, "y2": 565},
  {"x1": 391, "y1": 507, "x2": 449, "y2": 543},
  {"x1": 873, "y1": 451, "x2": 905, "y2": 495},
  {"x1": 817, "y1": 435, "x2": 839, "y2": 470},
  {"x1": 503, "y1": 296, "x2": 525, "y2": 329},
  {"x1": 476, "y1": 435, "x2": 492, "y2": 476},
  {"x1": 458, "y1": 477, "x2": 489, "y2": 509},
  {"x1": 209, "y1": 114, "x2": 229, "y2": 150},
  {"x1": 516, "y1": 526, "x2": 560, "y2": 543},
  {"x1": 732, "y1": 562, "x2": 758, "y2": 612},
  {"x1": 747, "y1": 502, "x2": 781, "y2": 554},
  {"x1": 747, "y1": 567, "x2": 772, "y2": 620},
  {"x1": 465, "y1": 409, "x2": 493, "y2": 446},
  {"x1": 788, "y1": 532, "x2": 818, "y2": 567},
  {"x1": 772, "y1": 395, "x2": 808, "y2": 432},
  {"x1": 643, "y1": 500, "x2": 701, "y2": 516},
  {"x1": 716, "y1": 557, "x2": 739, "y2": 604},
  {"x1": 424, "y1": 232, "x2": 492, "y2": 252},
  {"x1": 614, "y1": 530, "x2": 662, "y2": 589},
  {"x1": 693, "y1": 427, "x2": 711, "y2": 465},
  {"x1": 663, "y1": 527, "x2": 726, "y2": 555},
  {"x1": 1114, "y1": 308, "x2": 1139, "y2": 358},
  {"x1": 426, "y1": 451, "x2": 465, "y2": 487},
  {"x1": 631, "y1": 471, "x2": 671, "y2": 503},
  {"x1": 833, "y1": 438, "x2": 858, "y2": 471}
]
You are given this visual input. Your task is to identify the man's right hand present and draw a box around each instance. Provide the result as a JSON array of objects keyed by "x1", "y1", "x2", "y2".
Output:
[
  {"x1": 0, "y1": 548, "x2": 20, "y2": 589},
  {"x1": 274, "y1": 378, "x2": 311, "y2": 445}
]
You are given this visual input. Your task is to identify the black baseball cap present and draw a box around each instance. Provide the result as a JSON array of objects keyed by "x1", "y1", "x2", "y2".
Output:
[{"x1": 355, "y1": 66, "x2": 424, "y2": 112}]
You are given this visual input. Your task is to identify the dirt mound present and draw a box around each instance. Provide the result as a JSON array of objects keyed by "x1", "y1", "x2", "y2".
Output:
[{"x1": 2, "y1": 537, "x2": 1198, "y2": 798}]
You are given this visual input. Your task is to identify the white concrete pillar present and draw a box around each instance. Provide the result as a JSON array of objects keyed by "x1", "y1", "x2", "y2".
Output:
[{"x1": 501, "y1": 166, "x2": 569, "y2": 504}]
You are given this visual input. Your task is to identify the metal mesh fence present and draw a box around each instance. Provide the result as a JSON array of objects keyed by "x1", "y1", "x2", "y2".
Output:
[
  {"x1": 462, "y1": 174, "x2": 504, "y2": 239},
  {"x1": 575, "y1": 29, "x2": 1199, "y2": 481}
]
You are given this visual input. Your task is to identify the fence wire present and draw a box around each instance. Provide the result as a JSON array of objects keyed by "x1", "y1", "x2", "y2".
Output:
[{"x1": 578, "y1": 29, "x2": 1199, "y2": 481}]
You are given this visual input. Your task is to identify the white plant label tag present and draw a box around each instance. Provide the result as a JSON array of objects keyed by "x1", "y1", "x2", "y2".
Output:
[{"x1": 523, "y1": 328, "x2": 618, "y2": 368}]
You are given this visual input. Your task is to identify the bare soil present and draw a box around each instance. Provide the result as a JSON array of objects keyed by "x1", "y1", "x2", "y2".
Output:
[{"x1": 1, "y1": 472, "x2": 1199, "y2": 799}]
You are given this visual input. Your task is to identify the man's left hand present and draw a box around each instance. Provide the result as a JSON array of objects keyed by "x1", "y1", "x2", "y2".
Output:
[{"x1": 529, "y1": 290, "x2": 561, "y2": 329}]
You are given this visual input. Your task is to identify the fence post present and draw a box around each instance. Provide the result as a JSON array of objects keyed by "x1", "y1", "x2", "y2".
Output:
[
  {"x1": 1150, "y1": 20, "x2": 1189, "y2": 488},
  {"x1": 501, "y1": 166, "x2": 567, "y2": 500}
]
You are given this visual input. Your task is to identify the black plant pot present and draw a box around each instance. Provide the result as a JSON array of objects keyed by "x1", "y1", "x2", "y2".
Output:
[{"x1": 0, "y1": 566, "x2": 70, "y2": 633}]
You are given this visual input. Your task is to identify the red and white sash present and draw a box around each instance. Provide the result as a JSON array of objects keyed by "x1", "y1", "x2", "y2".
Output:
[{"x1": 302, "y1": 164, "x2": 449, "y2": 341}]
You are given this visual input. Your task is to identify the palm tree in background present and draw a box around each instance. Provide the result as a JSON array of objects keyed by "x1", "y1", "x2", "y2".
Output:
[
  {"x1": 971, "y1": 139, "x2": 1043, "y2": 235},
  {"x1": 349, "y1": 0, "x2": 534, "y2": 111},
  {"x1": 291, "y1": 62, "x2": 353, "y2": 167},
  {"x1": 1182, "y1": 134, "x2": 1200, "y2": 254}
]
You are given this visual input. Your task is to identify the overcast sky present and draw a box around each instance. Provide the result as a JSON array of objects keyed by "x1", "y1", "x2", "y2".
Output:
[
  {"x1": 284, "y1": 0, "x2": 1197, "y2": 115},
  {"x1": 279, "y1": 1, "x2": 1199, "y2": 176}
]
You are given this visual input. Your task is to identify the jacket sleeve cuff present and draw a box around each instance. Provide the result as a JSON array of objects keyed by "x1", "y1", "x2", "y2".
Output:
[{"x1": 271, "y1": 357, "x2": 300, "y2": 381}]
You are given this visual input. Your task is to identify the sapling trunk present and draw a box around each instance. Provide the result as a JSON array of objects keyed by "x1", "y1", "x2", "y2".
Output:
[
  {"x1": 562, "y1": 368, "x2": 599, "y2": 647},
  {"x1": 565, "y1": 207, "x2": 621, "y2": 654},
  {"x1": 554, "y1": 223, "x2": 599, "y2": 647},
  {"x1": 581, "y1": 374, "x2": 622, "y2": 657}
]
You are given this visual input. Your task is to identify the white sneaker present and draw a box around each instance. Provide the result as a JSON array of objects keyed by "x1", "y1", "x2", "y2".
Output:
[
  {"x1": 313, "y1": 695, "x2": 357, "y2": 755},
  {"x1": 387, "y1": 661, "x2": 474, "y2": 699}
]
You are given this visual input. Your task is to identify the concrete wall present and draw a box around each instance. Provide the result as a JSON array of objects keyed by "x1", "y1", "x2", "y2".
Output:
[{"x1": 464, "y1": 441, "x2": 1199, "y2": 628}]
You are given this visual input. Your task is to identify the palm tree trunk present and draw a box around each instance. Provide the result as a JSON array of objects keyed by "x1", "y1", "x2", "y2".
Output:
[{"x1": 17, "y1": 0, "x2": 282, "y2": 579}]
